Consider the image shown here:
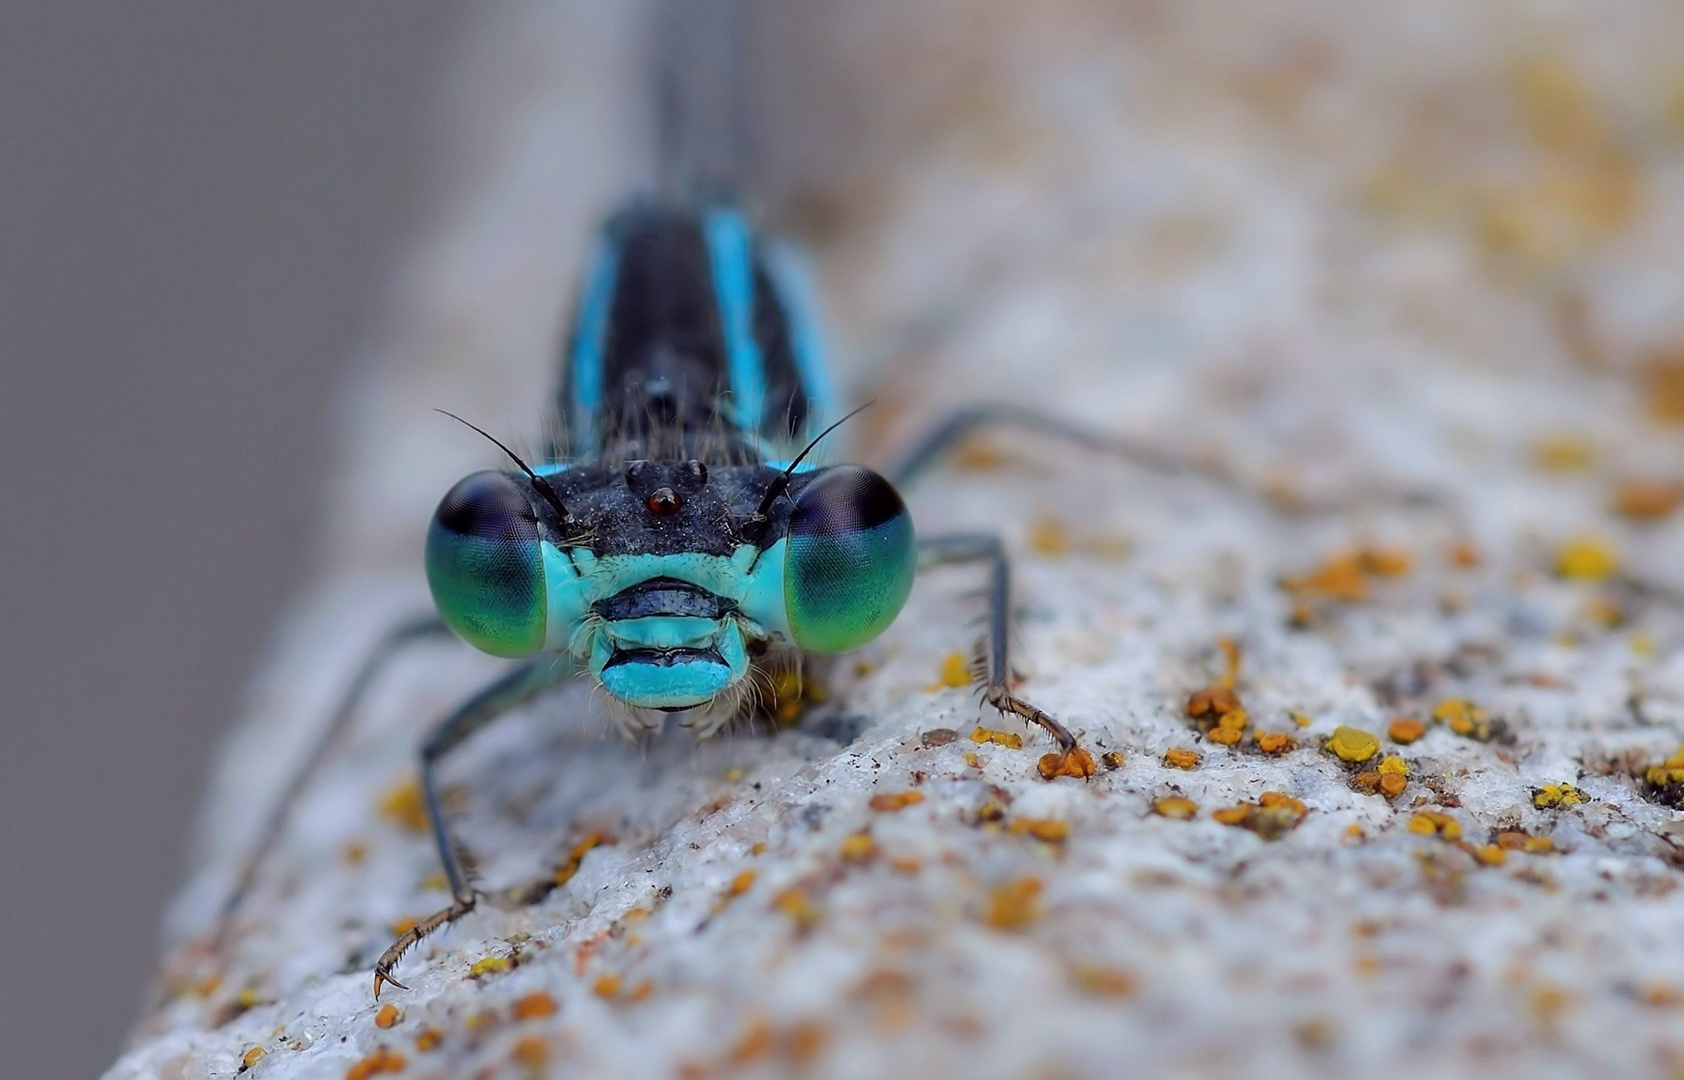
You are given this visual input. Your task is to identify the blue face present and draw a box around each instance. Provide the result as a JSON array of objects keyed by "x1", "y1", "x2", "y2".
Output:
[{"x1": 425, "y1": 463, "x2": 916, "y2": 716}]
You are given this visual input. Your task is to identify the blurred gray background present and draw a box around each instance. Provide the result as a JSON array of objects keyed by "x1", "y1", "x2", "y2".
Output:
[{"x1": 0, "y1": 4, "x2": 462, "y2": 1074}]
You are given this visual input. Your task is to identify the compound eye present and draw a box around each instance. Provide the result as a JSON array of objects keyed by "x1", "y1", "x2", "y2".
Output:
[
  {"x1": 426, "y1": 470, "x2": 547, "y2": 657},
  {"x1": 783, "y1": 466, "x2": 916, "y2": 654}
]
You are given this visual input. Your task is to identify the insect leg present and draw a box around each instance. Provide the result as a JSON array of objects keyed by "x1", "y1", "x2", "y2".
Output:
[
  {"x1": 373, "y1": 656, "x2": 572, "y2": 998},
  {"x1": 918, "y1": 533, "x2": 1090, "y2": 774},
  {"x1": 216, "y1": 615, "x2": 452, "y2": 943},
  {"x1": 888, "y1": 403, "x2": 1198, "y2": 491}
]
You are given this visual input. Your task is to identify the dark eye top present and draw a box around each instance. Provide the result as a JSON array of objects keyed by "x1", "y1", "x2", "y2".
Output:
[
  {"x1": 426, "y1": 470, "x2": 548, "y2": 658},
  {"x1": 433, "y1": 470, "x2": 541, "y2": 543}
]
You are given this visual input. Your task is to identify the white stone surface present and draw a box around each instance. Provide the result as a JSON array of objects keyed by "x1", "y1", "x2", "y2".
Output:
[{"x1": 111, "y1": 2, "x2": 1684, "y2": 1077}]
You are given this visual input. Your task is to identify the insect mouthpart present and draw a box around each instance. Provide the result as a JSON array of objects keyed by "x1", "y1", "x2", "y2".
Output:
[{"x1": 587, "y1": 578, "x2": 753, "y2": 710}]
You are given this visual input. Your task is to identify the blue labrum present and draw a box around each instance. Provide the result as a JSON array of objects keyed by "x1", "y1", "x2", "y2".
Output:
[{"x1": 424, "y1": 202, "x2": 914, "y2": 717}]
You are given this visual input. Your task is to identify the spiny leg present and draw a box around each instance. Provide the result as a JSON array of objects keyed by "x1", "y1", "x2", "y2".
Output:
[
  {"x1": 918, "y1": 533, "x2": 1093, "y2": 779},
  {"x1": 215, "y1": 615, "x2": 452, "y2": 947},
  {"x1": 373, "y1": 656, "x2": 573, "y2": 998}
]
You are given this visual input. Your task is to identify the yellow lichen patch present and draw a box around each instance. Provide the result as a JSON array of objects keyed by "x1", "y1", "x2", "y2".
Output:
[
  {"x1": 963, "y1": 751, "x2": 982, "y2": 768},
  {"x1": 388, "y1": 916, "x2": 420, "y2": 938},
  {"x1": 375, "y1": 778, "x2": 427, "y2": 834},
  {"x1": 839, "y1": 832, "x2": 877, "y2": 862},
  {"x1": 1028, "y1": 516, "x2": 1072, "y2": 557},
  {"x1": 1255, "y1": 731, "x2": 1297, "y2": 755},
  {"x1": 868, "y1": 790, "x2": 926, "y2": 812},
  {"x1": 1529, "y1": 433, "x2": 1594, "y2": 472},
  {"x1": 414, "y1": 1028, "x2": 443, "y2": 1052},
  {"x1": 1359, "y1": 547, "x2": 1413, "y2": 578},
  {"x1": 1472, "y1": 844, "x2": 1508, "y2": 867},
  {"x1": 1288, "y1": 709, "x2": 1313, "y2": 728},
  {"x1": 932, "y1": 652, "x2": 972, "y2": 690},
  {"x1": 512, "y1": 991, "x2": 557, "y2": 1020},
  {"x1": 1377, "y1": 756, "x2": 1408, "y2": 776},
  {"x1": 1069, "y1": 965, "x2": 1135, "y2": 998},
  {"x1": 724, "y1": 766, "x2": 746, "y2": 783},
  {"x1": 1644, "y1": 749, "x2": 1684, "y2": 789},
  {"x1": 1555, "y1": 536, "x2": 1619, "y2": 582},
  {"x1": 1207, "y1": 726, "x2": 1243, "y2": 746},
  {"x1": 373, "y1": 1003, "x2": 399, "y2": 1029},
  {"x1": 1153, "y1": 796, "x2": 1198, "y2": 820},
  {"x1": 240, "y1": 1047, "x2": 265, "y2": 1072},
  {"x1": 1212, "y1": 792, "x2": 1307, "y2": 840},
  {"x1": 985, "y1": 878, "x2": 1043, "y2": 931},
  {"x1": 1326, "y1": 726, "x2": 1380, "y2": 764},
  {"x1": 345, "y1": 1046, "x2": 406, "y2": 1080},
  {"x1": 1030, "y1": 744, "x2": 1097, "y2": 778},
  {"x1": 1433, "y1": 699, "x2": 1496, "y2": 742},
  {"x1": 772, "y1": 888, "x2": 822, "y2": 930},
  {"x1": 1281, "y1": 551, "x2": 1370, "y2": 603},
  {"x1": 1612, "y1": 480, "x2": 1682, "y2": 521},
  {"x1": 971, "y1": 726, "x2": 1023, "y2": 750},
  {"x1": 1532, "y1": 783, "x2": 1587, "y2": 809},
  {"x1": 727, "y1": 1016, "x2": 776, "y2": 1065},
  {"x1": 1187, "y1": 685, "x2": 1242, "y2": 719},
  {"x1": 1163, "y1": 748, "x2": 1201, "y2": 770},
  {"x1": 593, "y1": 974, "x2": 621, "y2": 999},
  {"x1": 511, "y1": 1036, "x2": 549, "y2": 1074},
  {"x1": 1212, "y1": 806, "x2": 1251, "y2": 826},
  {"x1": 1388, "y1": 718, "x2": 1426, "y2": 744},
  {"x1": 1407, "y1": 811, "x2": 1463, "y2": 841},
  {"x1": 468, "y1": 955, "x2": 513, "y2": 980},
  {"x1": 728, "y1": 869, "x2": 757, "y2": 896},
  {"x1": 553, "y1": 831, "x2": 608, "y2": 886},
  {"x1": 1010, "y1": 818, "x2": 1070, "y2": 844},
  {"x1": 763, "y1": 666, "x2": 824, "y2": 727},
  {"x1": 1644, "y1": 350, "x2": 1684, "y2": 426}
]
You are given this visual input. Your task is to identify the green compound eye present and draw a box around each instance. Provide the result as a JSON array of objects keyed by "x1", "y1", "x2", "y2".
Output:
[
  {"x1": 783, "y1": 465, "x2": 915, "y2": 654},
  {"x1": 426, "y1": 471, "x2": 547, "y2": 658}
]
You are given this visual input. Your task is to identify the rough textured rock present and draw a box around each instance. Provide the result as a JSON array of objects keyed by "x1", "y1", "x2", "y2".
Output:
[{"x1": 112, "y1": 1, "x2": 1684, "y2": 1077}]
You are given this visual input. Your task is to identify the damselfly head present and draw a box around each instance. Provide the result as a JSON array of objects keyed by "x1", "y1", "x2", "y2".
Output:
[{"x1": 424, "y1": 457, "x2": 915, "y2": 718}]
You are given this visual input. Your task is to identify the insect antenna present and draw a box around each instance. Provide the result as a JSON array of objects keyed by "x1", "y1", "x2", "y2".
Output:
[
  {"x1": 436, "y1": 409, "x2": 572, "y2": 523},
  {"x1": 748, "y1": 400, "x2": 875, "y2": 530}
]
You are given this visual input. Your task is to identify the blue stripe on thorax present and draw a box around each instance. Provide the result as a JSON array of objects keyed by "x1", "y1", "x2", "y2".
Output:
[
  {"x1": 703, "y1": 209, "x2": 766, "y2": 435},
  {"x1": 763, "y1": 241, "x2": 839, "y2": 431},
  {"x1": 570, "y1": 234, "x2": 621, "y2": 456}
]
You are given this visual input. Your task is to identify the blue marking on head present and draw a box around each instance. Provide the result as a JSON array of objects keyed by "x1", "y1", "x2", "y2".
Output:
[
  {"x1": 763, "y1": 241, "x2": 840, "y2": 432},
  {"x1": 703, "y1": 209, "x2": 765, "y2": 433},
  {"x1": 570, "y1": 234, "x2": 621, "y2": 456}
]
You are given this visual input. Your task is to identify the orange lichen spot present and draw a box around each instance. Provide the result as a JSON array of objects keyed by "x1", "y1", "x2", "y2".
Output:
[
  {"x1": 728, "y1": 1016, "x2": 776, "y2": 1065},
  {"x1": 1163, "y1": 747, "x2": 1201, "y2": 770},
  {"x1": 890, "y1": 856, "x2": 921, "y2": 875},
  {"x1": 1186, "y1": 685, "x2": 1241, "y2": 719},
  {"x1": 1447, "y1": 539, "x2": 1483, "y2": 568},
  {"x1": 414, "y1": 1028, "x2": 443, "y2": 1053},
  {"x1": 772, "y1": 888, "x2": 822, "y2": 930},
  {"x1": 629, "y1": 980, "x2": 654, "y2": 1003},
  {"x1": 1206, "y1": 726, "x2": 1243, "y2": 746},
  {"x1": 1360, "y1": 547, "x2": 1413, "y2": 577},
  {"x1": 1528, "y1": 836, "x2": 1559, "y2": 854},
  {"x1": 1069, "y1": 965, "x2": 1136, "y2": 998},
  {"x1": 1613, "y1": 480, "x2": 1681, "y2": 521},
  {"x1": 727, "y1": 869, "x2": 757, "y2": 896},
  {"x1": 388, "y1": 917, "x2": 420, "y2": 938},
  {"x1": 1407, "y1": 810, "x2": 1462, "y2": 841},
  {"x1": 786, "y1": 1021, "x2": 829, "y2": 1065},
  {"x1": 1532, "y1": 783, "x2": 1587, "y2": 809},
  {"x1": 724, "y1": 766, "x2": 747, "y2": 783},
  {"x1": 345, "y1": 1046, "x2": 406, "y2": 1080},
  {"x1": 510, "y1": 1036, "x2": 549, "y2": 1071},
  {"x1": 934, "y1": 652, "x2": 972, "y2": 690},
  {"x1": 1642, "y1": 351, "x2": 1684, "y2": 425},
  {"x1": 839, "y1": 832, "x2": 877, "y2": 862},
  {"x1": 1101, "y1": 750, "x2": 1126, "y2": 769},
  {"x1": 468, "y1": 955, "x2": 513, "y2": 980},
  {"x1": 963, "y1": 751, "x2": 982, "y2": 768},
  {"x1": 750, "y1": 841, "x2": 767, "y2": 856},
  {"x1": 512, "y1": 991, "x2": 557, "y2": 1020},
  {"x1": 1378, "y1": 773, "x2": 1408, "y2": 799},
  {"x1": 1388, "y1": 718, "x2": 1426, "y2": 744},
  {"x1": 1255, "y1": 731, "x2": 1297, "y2": 755},
  {"x1": 373, "y1": 1003, "x2": 400, "y2": 1029},
  {"x1": 592, "y1": 974, "x2": 621, "y2": 1000},
  {"x1": 1326, "y1": 726, "x2": 1380, "y2": 764},
  {"x1": 1212, "y1": 793, "x2": 1306, "y2": 839},
  {"x1": 552, "y1": 831, "x2": 608, "y2": 886},
  {"x1": 1556, "y1": 536, "x2": 1619, "y2": 582},
  {"x1": 869, "y1": 790, "x2": 926, "y2": 812},
  {"x1": 1282, "y1": 551, "x2": 1370, "y2": 603},
  {"x1": 1216, "y1": 709, "x2": 1248, "y2": 731},
  {"x1": 953, "y1": 435, "x2": 1007, "y2": 471},
  {"x1": 1530, "y1": 433, "x2": 1594, "y2": 473},
  {"x1": 1288, "y1": 709, "x2": 1313, "y2": 728},
  {"x1": 970, "y1": 726, "x2": 1023, "y2": 750},
  {"x1": 1433, "y1": 699, "x2": 1495, "y2": 742},
  {"x1": 375, "y1": 778, "x2": 427, "y2": 833},
  {"x1": 341, "y1": 839, "x2": 368, "y2": 865},
  {"x1": 1473, "y1": 844, "x2": 1508, "y2": 867},
  {"x1": 240, "y1": 1047, "x2": 265, "y2": 1072},
  {"x1": 1028, "y1": 517, "x2": 1072, "y2": 557},
  {"x1": 1153, "y1": 796, "x2": 1198, "y2": 820},
  {"x1": 1351, "y1": 771, "x2": 1381, "y2": 795},
  {"x1": 985, "y1": 877, "x2": 1043, "y2": 931},
  {"x1": 1010, "y1": 818, "x2": 1070, "y2": 844},
  {"x1": 1038, "y1": 747, "x2": 1097, "y2": 779},
  {"x1": 195, "y1": 974, "x2": 222, "y2": 998}
]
